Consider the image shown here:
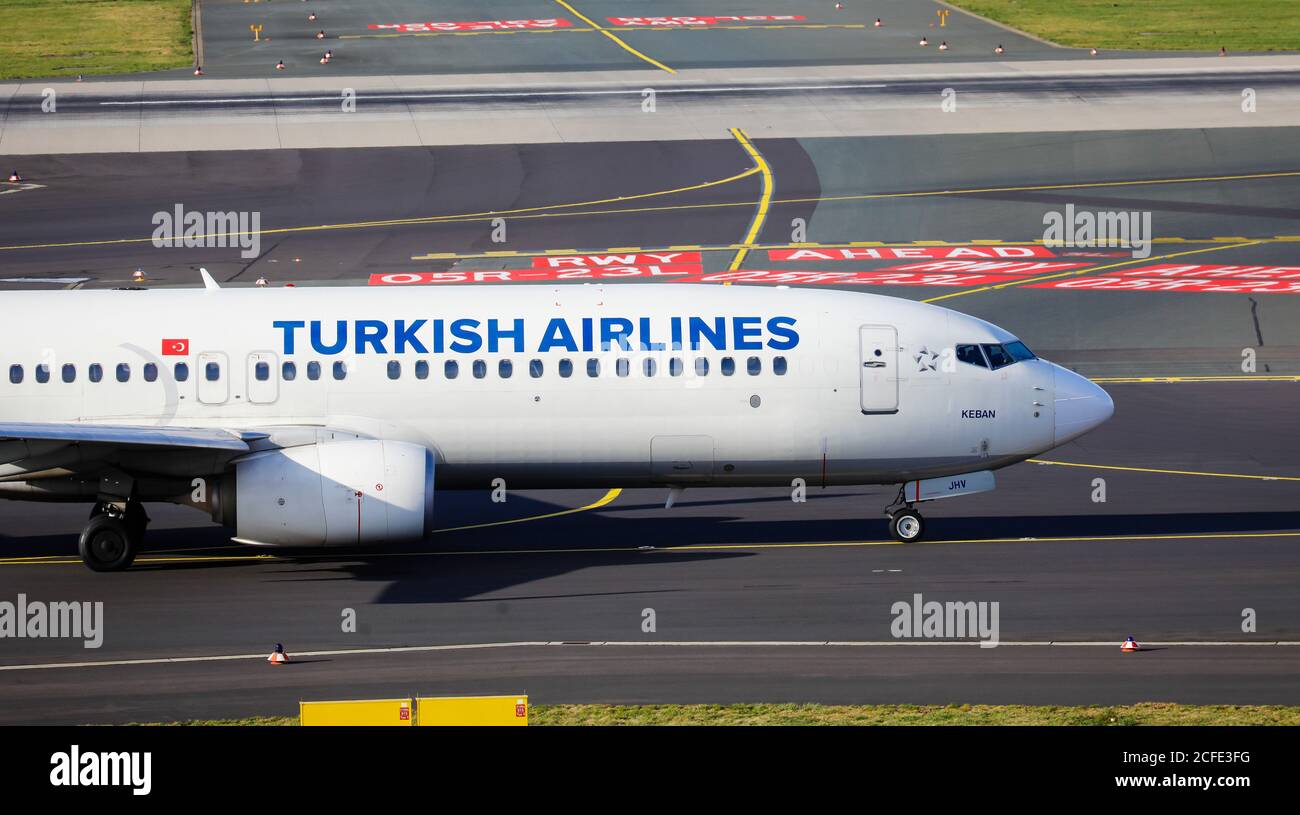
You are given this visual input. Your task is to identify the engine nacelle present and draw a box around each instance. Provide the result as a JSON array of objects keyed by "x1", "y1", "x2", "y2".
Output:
[{"x1": 225, "y1": 440, "x2": 434, "y2": 546}]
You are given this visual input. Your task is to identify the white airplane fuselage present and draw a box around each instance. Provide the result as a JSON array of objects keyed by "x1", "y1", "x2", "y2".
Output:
[{"x1": 0, "y1": 283, "x2": 1111, "y2": 493}]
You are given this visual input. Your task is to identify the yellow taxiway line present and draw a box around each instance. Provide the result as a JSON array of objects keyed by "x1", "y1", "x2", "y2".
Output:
[
  {"x1": 1028, "y1": 459, "x2": 1300, "y2": 482},
  {"x1": 921, "y1": 240, "x2": 1265, "y2": 303},
  {"x1": 4, "y1": 528, "x2": 1298, "y2": 568},
  {"x1": 551, "y1": 0, "x2": 676, "y2": 73},
  {"x1": 727, "y1": 127, "x2": 774, "y2": 277}
]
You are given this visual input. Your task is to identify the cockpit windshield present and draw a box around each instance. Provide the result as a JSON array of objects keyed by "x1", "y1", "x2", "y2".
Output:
[{"x1": 955, "y1": 341, "x2": 1036, "y2": 370}]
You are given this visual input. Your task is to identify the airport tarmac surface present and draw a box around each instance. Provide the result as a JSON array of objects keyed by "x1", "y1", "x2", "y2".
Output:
[
  {"x1": 0, "y1": 382, "x2": 1297, "y2": 723},
  {"x1": 190, "y1": 0, "x2": 1117, "y2": 80},
  {"x1": 0, "y1": 4, "x2": 1296, "y2": 724}
]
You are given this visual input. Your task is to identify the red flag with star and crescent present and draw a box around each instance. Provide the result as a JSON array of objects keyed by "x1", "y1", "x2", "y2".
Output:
[{"x1": 162, "y1": 338, "x2": 189, "y2": 356}]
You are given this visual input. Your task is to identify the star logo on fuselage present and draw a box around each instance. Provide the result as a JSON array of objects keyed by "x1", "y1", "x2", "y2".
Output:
[{"x1": 914, "y1": 346, "x2": 940, "y2": 372}]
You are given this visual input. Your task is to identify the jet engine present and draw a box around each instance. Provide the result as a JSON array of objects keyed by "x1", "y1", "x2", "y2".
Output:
[{"x1": 216, "y1": 439, "x2": 434, "y2": 546}]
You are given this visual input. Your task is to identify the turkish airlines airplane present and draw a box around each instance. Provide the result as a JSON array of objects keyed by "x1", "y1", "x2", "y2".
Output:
[{"x1": 0, "y1": 273, "x2": 1112, "y2": 570}]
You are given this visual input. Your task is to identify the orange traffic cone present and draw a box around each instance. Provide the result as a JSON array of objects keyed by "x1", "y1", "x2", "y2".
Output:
[
  {"x1": 268, "y1": 643, "x2": 290, "y2": 665},
  {"x1": 874, "y1": 18, "x2": 883, "y2": 27},
  {"x1": 994, "y1": 44, "x2": 1005, "y2": 55},
  {"x1": 276, "y1": 60, "x2": 286, "y2": 70},
  {"x1": 1120, "y1": 636, "x2": 1140, "y2": 653},
  {"x1": 7, "y1": 170, "x2": 20, "y2": 183},
  {"x1": 194, "y1": 66, "x2": 203, "y2": 76},
  {"x1": 919, "y1": 36, "x2": 928, "y2": 46},
  {"x1": 939, "y1": 41, "x2": 948, "y2": 51}
]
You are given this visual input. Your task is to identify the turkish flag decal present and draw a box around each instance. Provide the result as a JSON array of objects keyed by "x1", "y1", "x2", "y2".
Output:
[{"x1": 162, "y1": 338, "x2": 189, "y2": 356}]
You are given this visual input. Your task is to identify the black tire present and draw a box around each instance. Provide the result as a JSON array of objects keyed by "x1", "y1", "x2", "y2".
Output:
[
  {"x1": 78, "y1": 515, "x2": 137, "y2": 572},
  {"x1": 889, "y1": 509, "x2": 924, "y2": 542}
]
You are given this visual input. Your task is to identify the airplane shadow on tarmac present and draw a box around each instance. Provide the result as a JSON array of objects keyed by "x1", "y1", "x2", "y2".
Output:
[{"x1": 3, "y1": 490, "x2": 1300, "y2": 603}]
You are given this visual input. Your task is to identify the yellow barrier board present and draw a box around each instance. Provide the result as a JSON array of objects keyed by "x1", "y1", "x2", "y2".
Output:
[
  {"x1": 300, "y1": 698, "x2": 414, "y2": 726},
  {"x1": 416, "y1": 695, "x2": 529, "y2": 726}
]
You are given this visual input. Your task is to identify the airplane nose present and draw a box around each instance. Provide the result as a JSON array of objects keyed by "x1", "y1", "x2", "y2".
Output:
[{"x1": 1053, "y1": 365, "x2": 1114, "y2": 445}]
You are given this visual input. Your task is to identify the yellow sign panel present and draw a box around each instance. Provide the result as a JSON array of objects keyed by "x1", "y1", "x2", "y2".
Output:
[
  {"x1": 300, "y1": 698, "x2": 414, "y2": 726},
  {"x1": 416, "y1": 695, "x2": 529, "y2": 726}
]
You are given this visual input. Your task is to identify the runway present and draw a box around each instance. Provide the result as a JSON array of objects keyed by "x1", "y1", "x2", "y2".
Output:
[{"x1": 0, "y1": 1, "x2": 1297, "y2": 725}]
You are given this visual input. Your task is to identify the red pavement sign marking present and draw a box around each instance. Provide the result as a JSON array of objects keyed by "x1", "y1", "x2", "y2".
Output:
[
  {"x1": 768, "y1": 246, "x2": 1056, "y2": 261},
  {"x1": 369, "y1": 20, "x2": 572, "y2": 33}
]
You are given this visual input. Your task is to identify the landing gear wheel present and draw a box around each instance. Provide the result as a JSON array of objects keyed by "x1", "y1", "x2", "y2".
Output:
[
  {"x1": 78, "y1": 514, "x2": 138, "y2": 572},
  {"x1": 889, "y1": 509, "x2": 924, "y2": 542}
]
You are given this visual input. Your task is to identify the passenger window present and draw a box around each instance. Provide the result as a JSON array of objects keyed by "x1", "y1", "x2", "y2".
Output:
[
  {"x1": 8, "y1": 364, "x2": 21, "y2": 384},
  {"x1": 616, "y1": 358, "x2": 630, "y2": 377},
  {"x1": 529, "y1": 359, "x2": 543, "y2": 378},
  {"x1": 252, "y1": 362, "x2": 268, "y2": 382},
  {"x1": 773, "y1": 356, "x2": 788, "y2": 375},
  {"x1": 332, "y1": 361, "x2": 347, "y2": 380},
  {"x1": 35, "y1": 364, "x2": 50, "y2": 383},
  {"x1": 956, "y1": 344, "x2": 988, "y2": 369},
  {"x1": 282, "y1": 361, "x2": 296, "y2": 381},
  {"x1": 89, "y1": 364, "x2": 102, "y2": 383},
  {"x1": 558, "y1": 359, "x2": 573, "y2": 378},
  {"x1": 499, "y1": 359, "x2": 513, "y2": 378},
  {"x1": 586, "y1": 359, "x2": 600, "y2": 377},
  {"x1": 695, "y1": 358, "x2": 709, "y2": 376},
  {"x1": 472, "y1": 360, "x2": 486, "y2": 379},
  {"x1": 747, "y1": 356, "x2": 761, "y2": 375},
  {"x1": 142, "y1": 363, "x2": 157, "y2": 383},
  {"x1": 174, "y1": 362, "x2": 189, "y2": 382},
  {"x1": 415, "y1": 360, "x2": 429, "y2": 380},
  {"x1": 721, "y1": 357, "x2": 735, "y2": 376},
  {"x1": 445, "y1": 360, "x2": 459, "y2": 380},
  {"x1": 982, "y1": 344, "x2": 1013, "y2": 370},
  {"x1": 117, "y1": 363, "x2": 131, "y2": 383},
  {"x1": 62, "y1": 364, "x2": 76, "y2": 383},
  {"x1": 669, "y1": 358, "x2": 683, "y2": 377},
  {"x1": 203, "y1": 362, "x2": 218, "y2": 382},
  {"x1": 643, "y1": 358, "x2": 656, "y2": 377},
  {"x1": 307, "y1": 361, "x2": 321, "y2": 381},
  {"x1": 387, "y1": 360, "x2": 401, "y2": 380}
]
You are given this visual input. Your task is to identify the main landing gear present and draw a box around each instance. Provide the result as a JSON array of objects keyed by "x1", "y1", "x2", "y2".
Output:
[
  {"x1": 78, "y1": 501, "x2": 149, "y2": 572},
  {"x1": 884, "y1": 485, "x2": 925, "y2": 542}
]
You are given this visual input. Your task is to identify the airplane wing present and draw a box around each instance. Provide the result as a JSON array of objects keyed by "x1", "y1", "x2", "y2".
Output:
[{"x1": 0, "y1": 421, "x2": 259, "y2": 453}]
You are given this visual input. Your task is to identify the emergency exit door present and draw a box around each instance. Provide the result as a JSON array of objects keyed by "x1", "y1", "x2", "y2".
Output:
[
  {"x1": 247, "y1": 351, "x2": 279, "y2": 404},
  {"x1": 859, "y1": 325, "x2": 898, "y2": 414}
]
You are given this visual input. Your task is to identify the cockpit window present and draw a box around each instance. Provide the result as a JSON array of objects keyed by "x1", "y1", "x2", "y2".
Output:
[
  {"x1": 956, "y1": 344, "x2": 987, "y2": 369},
  {"x1": 963, "y1": 341, "x2": 1036, "y2": 370},
  {"x1": 982, "y1": 344, "x2": 1014, "y2": 369},
  {"x1": 1004, "y1": 341, "x2": 1036, "y2": 362}
]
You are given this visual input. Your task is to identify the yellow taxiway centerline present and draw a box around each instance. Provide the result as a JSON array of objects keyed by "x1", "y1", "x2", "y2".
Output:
[
  {"x1": 727, "y1": 127, "x2": 775, "y2": 278},
  {"x1": 1028, "y1": 459, "x2": 1300, "y2": 482},
  {"x1": 551, "y1": 0, "x2": 676, "y2": 73},
  {"x1": 921, "y1": 240, "x2": 1265, "y2": 304}
]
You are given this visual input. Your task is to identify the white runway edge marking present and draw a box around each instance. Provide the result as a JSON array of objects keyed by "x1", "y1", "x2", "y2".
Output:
[
  {"x1": 97, "y1": 83, "x2": 888, "y2": 106},
  {"x1": 2, "y1": 639, "x2": 1297, "y2": 672}
]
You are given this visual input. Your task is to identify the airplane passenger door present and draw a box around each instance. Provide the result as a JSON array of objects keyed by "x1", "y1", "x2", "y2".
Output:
[
  {"x1": 247, "y1": 351, "x2": 279, "y2": 404},
  {"x1": 859, "y1": 325, "x2": 899, "y2": 414},
  {"x1": 197, "y1": 351, "x2": 229, "y2": 405}
]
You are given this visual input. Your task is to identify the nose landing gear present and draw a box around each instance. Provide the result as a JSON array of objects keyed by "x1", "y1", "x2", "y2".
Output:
[
  {"x1": 884, "y1": 485, "x2": 925, "y2": 542},
  {"x1": 888, "y1": 508, "x2": 925, "y2": 542}
]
